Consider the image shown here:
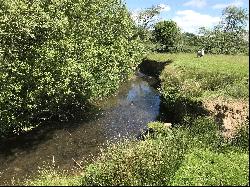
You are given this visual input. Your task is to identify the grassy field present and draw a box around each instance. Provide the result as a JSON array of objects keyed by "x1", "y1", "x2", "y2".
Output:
[
  {"x1": 146, "y1": 53, "x2": 249, "y2": 100},
  {"x1": 24, "y1": 53, "x2": 249, "y2": 186}
]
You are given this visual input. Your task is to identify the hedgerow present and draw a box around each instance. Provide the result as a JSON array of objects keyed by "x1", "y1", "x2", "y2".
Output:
[{"x1": 0, "y1": 0, "x2": 144, "y2": 136}]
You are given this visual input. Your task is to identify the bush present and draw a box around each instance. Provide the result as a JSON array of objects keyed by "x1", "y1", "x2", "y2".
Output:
[
  {"x1": 81, "y1": 130, "x2": 187, "y2": 186},
  {"x1": 23, "y1": 117, "x2": 249, "y2": 186},
  {"x1": 0, "y1": 0, "x2": 144, "y2": 136}
]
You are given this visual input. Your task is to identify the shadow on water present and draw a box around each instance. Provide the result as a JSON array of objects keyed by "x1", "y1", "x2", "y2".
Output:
[
  {"x1": 138, "y1": 59, "x2": 173, "y2": 90},
  {"x1": 138, "y1": 59, "x2": 173, "y2": 77},
  {"x1": 137, "y1": 58, "x2": 210, "y2": 125},
  {"x1": 0, "y1": 108, "x2": 102, "y2": 185},
  {"x1": 0, "y1": 72, "x2": 161, "y2": 185}
]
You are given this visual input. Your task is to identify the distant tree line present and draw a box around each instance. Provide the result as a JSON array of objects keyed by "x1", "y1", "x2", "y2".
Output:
[{"x1": 135, "y1": 5, "x2": 249, "y2": 55}]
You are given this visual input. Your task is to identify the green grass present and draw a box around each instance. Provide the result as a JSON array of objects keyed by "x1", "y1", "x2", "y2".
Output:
[
  {"x1": 150, "y1": 53, "x2": 249, "y2": 124},
  {"x1": 24, "y1": 169, "x2": 82, "y2": 186},
  {"x1": 171, "y1": 148, "x2": 249, "y2": 186},
  {"x1": 23, "y1": 118, "x2": 249, "y2": 186},
  {"x1": 79, "y1": 118, "x2": 248, "y2": 186},
  {"x1": 148, "y1": 53, "x2": 249, "y2": 100}
]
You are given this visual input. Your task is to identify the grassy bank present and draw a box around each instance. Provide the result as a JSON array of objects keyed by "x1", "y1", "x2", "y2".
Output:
[
  {"x1": 25, "y1": 119, "x2": 249, "y2": 186},
  {"x1": 24, "y1": 53, "x2": 249, "y2": 186},
  {"x1": 153, "y1": 53, "x2": 249, "y2": 137}
]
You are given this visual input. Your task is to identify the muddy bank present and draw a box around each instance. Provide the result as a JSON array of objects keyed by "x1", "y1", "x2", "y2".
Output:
[{"x1": 139, "y1": 57, "x2": 249, "y2": 139}]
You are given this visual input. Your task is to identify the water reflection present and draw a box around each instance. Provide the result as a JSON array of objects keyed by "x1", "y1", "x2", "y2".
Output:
[{"x1": 99, "y1": 75, "x2": 160, "y2": 140}]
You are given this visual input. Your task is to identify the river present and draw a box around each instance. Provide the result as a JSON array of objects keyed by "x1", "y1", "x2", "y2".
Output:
[{"x1": 0, "y1": 72, "x2": 161, "y2": 185}]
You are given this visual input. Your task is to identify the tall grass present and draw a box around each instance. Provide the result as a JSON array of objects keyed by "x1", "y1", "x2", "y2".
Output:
[
  {"x1": 79, "y1": 118, "x2": 248, "y2": 186},
  {"x1": 81, "y1": 124, "x2": 186, "y2": 186},
  {"x1": 25, "y1": 169, "x2": 81, "y2": 186},
  {"x1": 171, "y1": 148, "x2": 249, "y2": 186}
]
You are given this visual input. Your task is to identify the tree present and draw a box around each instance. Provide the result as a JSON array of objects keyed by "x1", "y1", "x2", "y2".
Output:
[
  {"x1": 219, "y1": 6, "x2": 249, "y2": 54},
  {"x1": 134, "y1": 5, "x2": 163, "y2": 29},
  {"x1": 182, "y1": 32, "x2": 199, "y2": 46},
  {"x1": 153, "y1": 20, "x2": 181, "y2": 52},
  {"x1": 221, "y1": 6, "x2": 248, "y2": 33},
  {"x1": 177, "y1": 32, "x2": 201, "y2": 53},
  {"x1": 197, "y1": 6, "x2": 249, "y2": 55},
  {"x1": 132, "y1": 5, "x2": 162, "y2": 41}
]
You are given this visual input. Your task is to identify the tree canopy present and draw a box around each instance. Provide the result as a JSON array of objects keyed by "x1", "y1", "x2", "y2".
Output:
[
  {"x1": 221, "y1": 6, "x2": 249, "y2": 32},
  {"x1": 153, "y1": 20, "x2": 181, "y2": 52}
]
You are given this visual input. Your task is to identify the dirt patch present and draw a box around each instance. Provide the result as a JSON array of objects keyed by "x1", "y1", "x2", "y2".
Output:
[{"x1": 203, "y1": 98, "x2": 249, "y2": 139}]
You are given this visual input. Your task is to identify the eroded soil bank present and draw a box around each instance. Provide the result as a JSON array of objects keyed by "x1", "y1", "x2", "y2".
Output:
[
  {"x1": 203, "y1": 98, "x2": 249, "y2": 138},
  {"x1": 140, "y1": 56, "x2": 249, "y2": 139}
]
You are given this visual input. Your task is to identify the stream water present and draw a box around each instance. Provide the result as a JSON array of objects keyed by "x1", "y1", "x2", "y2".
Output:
[{"x1": 0, "y1": 72, "x2": 161, "y2": 185}]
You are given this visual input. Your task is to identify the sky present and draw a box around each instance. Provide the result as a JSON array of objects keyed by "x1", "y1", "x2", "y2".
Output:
[{"x1": 123, "y1": 0, "x2": 249, "y2": 33}]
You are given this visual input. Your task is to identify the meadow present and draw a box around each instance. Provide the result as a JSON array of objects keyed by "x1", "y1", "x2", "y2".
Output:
[{"x1": 148, "y1": 53, "x2": 249, "y2": 100}]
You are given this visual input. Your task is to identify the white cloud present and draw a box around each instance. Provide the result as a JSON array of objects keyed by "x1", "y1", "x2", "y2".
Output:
[
  {"x1": 130, "y1": 4, "x2": 171, "y2": 25},
  {"x1": 173, "y1": 10, "x2": 220, "y2": 33},
  {"x1": 158, "y1": 4, "x2": 171, "y2": 12},
  {"x1": 212, "y1": 0, "x2": 244, "y2": 9},
  {"x1": 183, "y1": 0, "x2": 207, "y2": 8}
]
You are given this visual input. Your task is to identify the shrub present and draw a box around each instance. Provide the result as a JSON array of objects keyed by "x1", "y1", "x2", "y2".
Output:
[
  {"x1": 23, "y1": 117, "x2": 249, "y2": 186},
  {"x1": 81, "y1": 131, "x2": 187, "y2": 186},
  {"x1": 0, "y1": 0, "x2": 144, "y2": 136}
]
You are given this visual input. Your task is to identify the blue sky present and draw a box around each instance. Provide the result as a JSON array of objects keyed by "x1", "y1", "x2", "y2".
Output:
[{"x1": 123, "y1": 0, "x2": 249, "y2": 33}]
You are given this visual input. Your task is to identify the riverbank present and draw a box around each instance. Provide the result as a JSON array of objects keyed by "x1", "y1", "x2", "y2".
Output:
[
  {"x1": 19, "y1": 53, "x2": 250, "y2": 185},
  {"x1": 155, "y1": 53, "x2": 249, "y2": 138}
]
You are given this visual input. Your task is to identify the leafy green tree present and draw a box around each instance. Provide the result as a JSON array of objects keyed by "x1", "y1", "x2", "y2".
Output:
[
  {"x1": 198, "y1": 6, "x2": 249, "y2": 55},
  {"x1": 182, "y1": 32, "x2": 199, "y2": 46},
  {"x1": 153, "y1": 20, "x2": 181, "y2": 52},
  {"x1": 0, "y1": 0, "x2": 144, "y2": 136},
  {"x1": 179, "y1": 32, "x2": 200, "y2": 52},
  {"x1": 219, "y1": 6, "x2": 248, "y2": 54},
  {"x1": 137, "y1": 5, "x2": 162, "y2": 29},
  {"x1": 221, "y1": 6, "x2": 248, "y2": 33}
]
